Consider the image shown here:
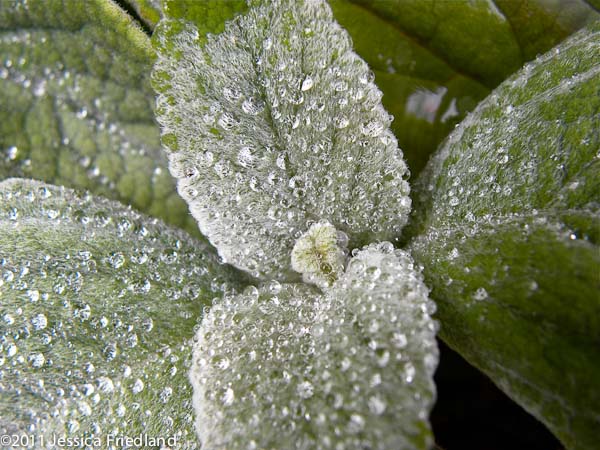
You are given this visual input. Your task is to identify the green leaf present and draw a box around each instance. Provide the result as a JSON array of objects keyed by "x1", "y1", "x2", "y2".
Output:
[
  {"x1": 0, "y1": 0, "x2": 198, "y2": 236},
  {"x1": 153, "y1": 0, "x2": 412, "y2": 281},
  {"x1": 408, "y1": 23, "x2": 600, "y2": 449},
  {"x1": 161, "y1": 0, "x2": 248, "y2": 43},
  {"x1": 190, "y1": 244, "x2": 439, "y2": 449},
  {"x1": 0, "y1": 178, "x2": 247, "y2": 445},
  {"x1": 329, "y1": 0, "x2": 598, "y2": 176},
  {"x1": 586, "y1": 0, "x2": 600, "y2": 11},
  {"x1": 125, "y1": 0, "x2": 163, "y2": 30}
]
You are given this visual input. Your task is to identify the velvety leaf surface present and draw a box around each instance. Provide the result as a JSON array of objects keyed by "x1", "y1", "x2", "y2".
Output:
[
  {"x1": 125, "y1": 0, "x2": 163, "y2": 29},
  {"x1": 0, "y1": 178, "x2": 246, "y2": 447},
  {"x1": 408, "y1": 23, "x2": 600, "y2": 449},
  {"x1": 0, "y1": 0, "x2": 198, "y2": 235},
  {"x1": 162, "y1": 0, "x2": 247, "y2": 43},
  {"x1": 153, "y1": 0, "x2": 411, "y2": 281},
  {"x1": 330, "y1": 0, "x2": 598, "y2": 176},
  {"x1": 153, "y1": 0, "x2": 597, "y2": 179},
  {"x1": 190, "y1": 244, "x2": 439, "y2": 449}
]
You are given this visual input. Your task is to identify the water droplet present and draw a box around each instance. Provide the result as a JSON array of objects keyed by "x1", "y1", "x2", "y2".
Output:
[
  {"x1": 368, "y1": 396, "x2": 386, "y2": 415},
  {"x1": 275, "y1": 154, "x2": 287, "y2": 170},
  {"x1": 29, "y1": 353, "x2": 45, "y2": 368},
  {"x1": 473, "y1": 287, "x2": 489, "y2": 301},
  {"x1": 7, "y1": 146, "x2": 18, "y2": 160},
  {"x1": 301, "y1": 76, "x2": 314, "y2": 91},
  {"x1": 108, "y1": 252, "x2": 125, "y2": 269},
  {"x1": 222, "y1": 387, "x2": 235, "y2": 406},
  {"x1": 448, "y1": 248, "x2": 460, "y2": 260},
  {"x1": 7, "y1": 343, "x2": 18, "y2": 357},
  {"x1": 241, "y1": 97, "x2": 264, "y2": 115},
  {"x1": 46, "y1": 209, "x2": 60, "y2": 220},
  {"x1": 82, "y1": 383, "x2": 95, "y2": 396},
  {"x1": 160, "y1": 387, "x2": 173, "y2": 403},
  {"x1": 103, "y1": 343, "x2": 117, "y2": 361},
  {"x1": 132, "y1": 378, "x2": 144, "y2": 394},
  {"x1": 218, "y1": 112, "x2": 239, "y2": 130},
  {"x1": 360, "y1": 120, "x2": 384, "y2": 137},
  {"x1": 97, "y1": 377, "x2": 114, "y2": 393},
  {"x1": 31, "y1": 314, "x2": 47, "y2": 330},
  {"x1": 142, "y1": 318, "x2": 154, "y2": 332},
  {"x1": 404, "y1": 363, "x2": 416, "y2": 383},
  {"x1": 237, "y1": 146, "x2": 256, "y2": 168},
  {"x1": 297, "y1": 380, "x2": 314, "y2": 399},
  {"x1": 333, "y1": 116, "x2": 349, "y2": 129},
  {"x1": 223, "y1": 86, "x2": 242, "y2": 101},
  {"x1": 212, "y1": 355, "x2": 230, "y2": 370},
  {"x1": 349, "y1": 414, "x2": 365, "y2": 432}
]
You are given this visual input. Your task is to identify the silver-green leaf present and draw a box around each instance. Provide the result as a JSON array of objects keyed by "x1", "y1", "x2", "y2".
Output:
[
  {"x1": 0, "y1": 178, "x2": 246, "y2": 446},
  {"x1": 152, "y1": 0, "x2": 411, "y2": 281},
  {"x1": 190, "y1": 243, "x2": 439, "y2": 449},
  {"x1": 408, "y1": 22, "x2": 600, "y2": 450}
]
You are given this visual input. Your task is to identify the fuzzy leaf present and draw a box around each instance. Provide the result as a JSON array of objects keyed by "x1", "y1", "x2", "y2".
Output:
[
  {"x1": 0, "y1": 178, "x2": 246, "y2": 446},
  {"x1": 161, "y1": 0, "x2": 247, "y2": 41},
  {"x1": 126, "y1": 0, "x2": 163, "y2": 29},
  {"x1": 0, "y1": 0, "x2": 198, "y2": 235},
  {"x1": 291, "y1": 221, "x2": 348, "y2": 289},
  {"x1": 330, "y1": 0, "x2": 598, "y2": 176},
  {"x1": 190, "y1": 244, "x2": 439, "y2": 450},
  {"x1": 153, "y1": 0, "x2": 411, "y2": 281},
  {"x1": 408, "y1": 23, "x2": 600, "y2": 449}
]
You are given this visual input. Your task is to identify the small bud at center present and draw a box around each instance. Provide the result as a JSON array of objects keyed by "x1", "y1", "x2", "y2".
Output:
[{"x1": 291, "y1": 221, "x2": 348, "y2": 289}]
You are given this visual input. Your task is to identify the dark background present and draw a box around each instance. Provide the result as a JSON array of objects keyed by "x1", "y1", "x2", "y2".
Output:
[{"x1": 431, "y1": 340, "x2": 563, "y2": 450}]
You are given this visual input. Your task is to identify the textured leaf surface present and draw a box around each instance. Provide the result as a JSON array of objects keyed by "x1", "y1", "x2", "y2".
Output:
[
  {"x1": 330, "y1": 0, "x2": 598, "y2": 176},
  {"x1": 291, "y1": 221, "x2": 348, "y2": 289},
  {"x1": 161, "y1": 0, "x2": 247, "y2": 42},
  {"x1": 0, "y1": 0, "x2": 197, "y2": 235},
  {"x1": 126, "y1": 0, "x2": 163, "y2": 29},
  {"x1": 409, "y1": 24, "x2": 600, "y2": 449},
  {"x1": 190, "y1": 244, "x2": 439, "y2": 449},
  {"x1": 153, "y1": 0, "x2": 411, "y2": 280},
  {"x1": 0, "y1": 178, "x2": 246, "y2": 446}
]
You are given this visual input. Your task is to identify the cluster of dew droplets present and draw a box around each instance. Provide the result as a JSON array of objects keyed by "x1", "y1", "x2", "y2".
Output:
[
  {"x1": 407, "y1": 24, "x2": 600, "y2": 311},
  {"x1": 154, "y1": 0, "x2": 411, "y2": 280},
  {"x1": 0, "y1": 3, "x2": 190, "y2": 230},
  {"x1": 191, "y1": 242, "x2": 439, "y2": 450},
  {"x1": 0, "y1": 179, "x2": 240, "y2": 447},
  {"x1": 414, "y1": 24, "x2": 600, "y2": 232}
]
